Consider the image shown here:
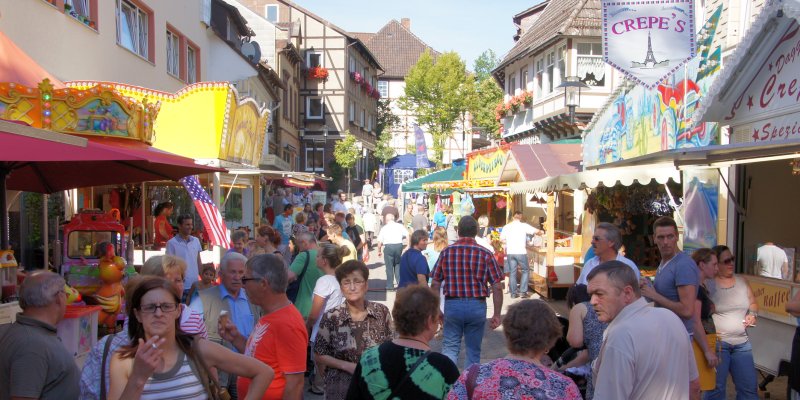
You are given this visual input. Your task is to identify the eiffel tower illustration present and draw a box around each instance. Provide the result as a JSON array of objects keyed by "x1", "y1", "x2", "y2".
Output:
[{"x1": 631, "y1": 31, "x2": 669, "y2": 68}]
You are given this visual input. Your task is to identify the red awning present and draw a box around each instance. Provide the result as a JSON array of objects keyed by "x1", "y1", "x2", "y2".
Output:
[
  {"x1": 0, "y1": 125, "x2": 223, "y2": 193},
  {"x1": 0, "y1": 31, "x2": 65, "y2": 88}
]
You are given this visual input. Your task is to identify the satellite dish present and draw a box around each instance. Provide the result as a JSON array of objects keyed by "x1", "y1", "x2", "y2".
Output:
[{"x1": 241, "y1": 41, "x2": 262, "y2": 64}]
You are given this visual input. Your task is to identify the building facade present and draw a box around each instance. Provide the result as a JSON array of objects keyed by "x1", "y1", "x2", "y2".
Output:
[{"x1": 237, "y1": 0, "x2": 382, "y2": 192}]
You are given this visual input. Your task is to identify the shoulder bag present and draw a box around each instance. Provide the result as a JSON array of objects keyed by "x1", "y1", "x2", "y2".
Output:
[{"x1": 286, "y1": 250, "x2": 310, "y2": 303}]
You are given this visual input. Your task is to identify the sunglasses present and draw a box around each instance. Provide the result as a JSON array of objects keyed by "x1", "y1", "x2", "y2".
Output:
[{"x1": 721, "y1": 257, "x2": 734, "y2": 265}]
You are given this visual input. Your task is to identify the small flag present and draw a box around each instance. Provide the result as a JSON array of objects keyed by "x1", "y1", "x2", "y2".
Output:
[
  {"x1": 179, "y1": 176, "x2": 230, "y2": 248},
  {"x1": 414, "y1": 124, "x2": 430, "y2": 168}
]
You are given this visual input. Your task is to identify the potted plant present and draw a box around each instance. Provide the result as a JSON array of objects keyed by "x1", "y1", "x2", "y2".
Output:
[{"x1": 307, "y1": 66, "x2": 329, "y2": 81}]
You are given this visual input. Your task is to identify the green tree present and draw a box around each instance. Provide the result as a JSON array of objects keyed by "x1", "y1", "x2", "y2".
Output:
[
  {"x1": 473, "y1": 49, "x2": 500, "y2": 82},
  {"x1": 400, "y1": 50, "x2": 475, "y2": 166},
  {"x1": 374, "y1": 98, "x2": 397, "y2": 166},
  {"x1": 471, "y1": 49, "x2": 504, "y2": 139},
  {"x1": 333, "y1": 131, "x2": 360, "y2": 195}
]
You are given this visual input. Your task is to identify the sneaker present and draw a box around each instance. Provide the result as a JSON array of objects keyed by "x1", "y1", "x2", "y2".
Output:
[
  {"x1": 520, "y1": 293, "x2": 530, "y2": 299},
  {"x1": 511, "y1": 293, "x2": 519, "y2": 299}
]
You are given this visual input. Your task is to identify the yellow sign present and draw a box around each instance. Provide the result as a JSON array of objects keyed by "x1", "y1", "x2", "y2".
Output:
[
  {"x1": 749, "y1": 281, "x2": 791, "y2": 317},
  {"x1": 467, "y1": 148, "x2": 507, "y2": 180},
  {"x1": 221, "y1": 98, "x2": 267, "y2": 166}
]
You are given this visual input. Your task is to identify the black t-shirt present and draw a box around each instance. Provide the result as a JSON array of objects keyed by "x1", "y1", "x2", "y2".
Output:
[
  {"x1": 346, "y1": 341, "x2": 460, "y2": 400},
  {"x1": 346, "y1": 225, "x2": 364, "y2": 248}
]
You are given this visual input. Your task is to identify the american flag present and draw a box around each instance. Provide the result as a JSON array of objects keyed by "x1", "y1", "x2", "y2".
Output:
[{"x1": 179, "y1": 176, "x2": 230, "y2": 248}]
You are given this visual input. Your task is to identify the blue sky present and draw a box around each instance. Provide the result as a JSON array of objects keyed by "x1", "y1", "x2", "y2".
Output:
[{"x1": 293, "y1": 0, "x2": 544, "y2": 70}]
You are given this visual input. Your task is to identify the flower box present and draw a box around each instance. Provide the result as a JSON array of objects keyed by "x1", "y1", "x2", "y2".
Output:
[{"x1": 307, "y1": 66, "x2": 329, "y2": 81}]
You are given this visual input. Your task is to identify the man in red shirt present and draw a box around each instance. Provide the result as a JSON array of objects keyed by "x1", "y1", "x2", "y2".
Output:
[
  {"x1": 431, "y1": 215, "x2": 504, "y2": 368},
  {"x1": 219, "y1": 254, "x2": 308, "y2": 400}
]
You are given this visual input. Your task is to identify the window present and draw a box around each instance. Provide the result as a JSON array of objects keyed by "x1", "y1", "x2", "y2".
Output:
[
  {"x1": 360, "y1": 109, "x2": 365, "y2": 127},
  {"x1": 557, "y1": 45, "x2": 566, "y2": 86},
  {"x1": 393, "y1": 169, "x2": 414, "y2": 184},
  {"x1": 116, "y1": 0, "x2": 149, "y2": 59},
  {"x1": 535, "y1": 59, "x2": 544, "y2": 99},
  {"x1": 520, "y1": 68, "x2": 528, "y2": 91},
  {"x1": 378, "y1": 81, "x2": 388, "y2": 98},
  {"x1": 264, "y1": 4, "x2": 278, "y2": 23},
  {"x1": 307, "y1": 98, "x2": 323, "y2": 119},
  {"x1": 367, "y1": 114, "x2": 372, "y2": 131},
  {"x1": 349, "y1": 101, "x2": 355, "y2": 122},
  {"x1": 187, "y1": 45, "x2": 198, "y2": 83},
  {"x1": 166, "y1": 30, "x2": 180, "y2": 77},
  {"x1": 546, "y1": 51, "x2": 555, "y2": 96},
  {"x1": 306, "y1": 51, "x2": 323, "y2": 68},
  {"x1": 305, "y1": 146, "x2": 324, "y2": 172},
  {"x1": 65, "y1": 0, "x2": 91, "y2": 20},
  {"x1": 577, "y1": 42, "x2": 605, "y2": 86},
  {"x1": 349, "y1": 56, "x2": 357, "y2": 73},
  {"x1": 508, "y1": 73, "x2": 516, "y2": 94}
]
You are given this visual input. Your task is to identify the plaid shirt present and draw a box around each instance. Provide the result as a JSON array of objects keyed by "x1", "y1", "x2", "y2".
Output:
[{"x1": 432, "y1": 237, "x2": 504, "y2": 298}]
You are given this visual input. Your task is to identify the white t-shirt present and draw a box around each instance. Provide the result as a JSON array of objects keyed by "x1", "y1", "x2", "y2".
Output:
[
  {"x1": 310, "y1": 275, "x2": 344, "y2": 341},
  {"x1": 577, "y1": 254, "x2": 640, "y2": 285},
  {"x1": 500, "y1": 220, "x2": 539, "y2": 255},
  {"x1": 377, "y1": 221, "x2": 408, "y2": 245},
  {"x1": 757, "y1": 244, "x2": 788, "y2": 279}
]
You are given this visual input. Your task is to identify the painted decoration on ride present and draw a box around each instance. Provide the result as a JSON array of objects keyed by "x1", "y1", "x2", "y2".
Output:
[
  {"x1": 0, "y1": 79, "x2": 158, "y2": 143},
  {"x1": 602, "y1": 0, "x2": 696, "y2": 88},
  {"x1": 681, "y1": 169, "x2": 718, "y2": 254},
  {"x1": 221, "y1": 97, "x2": 268, "y2": 166},
  {"x1": 467, "y1": 147, "x2": 508, "y2": 181},
  {"x1": 584, "y1": 6, "x2": 722, "y2": 167},
  {"x1": 721, "y1": 19, "x2": 800, "y2": 141}
]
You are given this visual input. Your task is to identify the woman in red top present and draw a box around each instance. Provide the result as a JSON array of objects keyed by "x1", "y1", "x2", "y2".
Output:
[{"x1": 153, "y1": 202, "x2": 174, "y2": 249}]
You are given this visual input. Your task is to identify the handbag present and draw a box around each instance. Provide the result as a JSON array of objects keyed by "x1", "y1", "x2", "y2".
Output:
[
  {"x1": 286, "y1": 251, "x2": 310, "y2": 303},
  {"x1": 465, "y1": 363, "x2": 480, "y2": 399},
  {"x1": 387, "y1": 351, "x2": 430, "y2": 399}
]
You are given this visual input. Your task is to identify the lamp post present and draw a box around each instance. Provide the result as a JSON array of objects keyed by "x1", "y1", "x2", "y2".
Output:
[{"x1": 557, "y1": 76, "x2": 589, "y2": 124}]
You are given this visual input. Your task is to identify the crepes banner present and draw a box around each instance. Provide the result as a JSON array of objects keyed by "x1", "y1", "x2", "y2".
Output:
[{"x1": 602, "y1": 0, "x2": 696, "y2": 88}]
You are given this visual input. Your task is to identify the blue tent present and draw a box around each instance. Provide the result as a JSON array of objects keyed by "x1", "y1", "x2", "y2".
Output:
[{"x1": 382, "y1": 154, "x2": 435, "y2": 198}]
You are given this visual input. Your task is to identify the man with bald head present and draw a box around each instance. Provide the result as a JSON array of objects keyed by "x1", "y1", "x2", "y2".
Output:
[{"x1": 0, "y1": 270, "x2": 80, "y2": 399}]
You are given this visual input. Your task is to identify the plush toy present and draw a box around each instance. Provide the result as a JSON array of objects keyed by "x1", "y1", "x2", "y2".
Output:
[
  {"x1": 93, "y1": 242, "x2": 125, "y2": 332},
  {"x1": 64, "y1": 283, "x2": 81, "y2": 304}
]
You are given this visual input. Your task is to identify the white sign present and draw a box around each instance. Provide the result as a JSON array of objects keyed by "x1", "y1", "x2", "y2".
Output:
[
  {"x1": 602, "y1": 0, "x2": 696, "y2": 88},
  {"x1": 748, "y1": 114, "x2": 800, "y2": 143},
  {"x1": 723, "y1": 21, "x2": 800, "y2": 125}
]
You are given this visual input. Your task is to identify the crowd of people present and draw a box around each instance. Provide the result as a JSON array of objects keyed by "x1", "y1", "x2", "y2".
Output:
[{"x1": 4, "y1": 182, "x2": 800, "y2": 399}]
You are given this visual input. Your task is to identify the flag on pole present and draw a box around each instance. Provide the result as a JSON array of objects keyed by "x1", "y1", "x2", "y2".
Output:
[
  {"x1": 179, "y1": 176, "x2": 230, "y2": 248},
  {"x1": 414, "y1": 124, "x2": 430, "y2": 168}
]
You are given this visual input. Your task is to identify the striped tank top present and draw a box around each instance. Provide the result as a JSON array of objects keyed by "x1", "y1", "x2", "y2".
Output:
[{"x1": 140, "y1": 350, "x2": 208, "y2": 400}]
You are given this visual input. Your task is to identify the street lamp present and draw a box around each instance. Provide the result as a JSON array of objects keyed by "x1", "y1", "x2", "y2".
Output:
[{"x1": 557, "y1": 76, "x2": 589, "y2": 124}]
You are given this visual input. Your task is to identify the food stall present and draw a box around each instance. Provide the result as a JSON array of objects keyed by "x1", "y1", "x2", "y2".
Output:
[{"x1": 692, "y1": 0, "x2": 800, "y2": 381}]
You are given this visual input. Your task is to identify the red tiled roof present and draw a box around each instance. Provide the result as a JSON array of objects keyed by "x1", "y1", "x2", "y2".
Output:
[
  {"x1": 496, "y1": 0, "x2": 602, "y2": 71},
  {"x1": 360, "y1": 20, "x2": 440, "y2": 79}
]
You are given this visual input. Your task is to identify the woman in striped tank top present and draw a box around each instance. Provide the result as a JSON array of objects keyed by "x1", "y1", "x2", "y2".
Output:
[{"x1": 108, "y1": 277, "x2": 274, "y2": 400}]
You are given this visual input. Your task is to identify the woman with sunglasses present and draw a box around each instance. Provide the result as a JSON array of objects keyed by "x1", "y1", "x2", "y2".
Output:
[
  {"x1": 704, "y1": 245, "x2": 758, "y2": 400},
  {"x1": 108, "y1": 277, "x2": 274, "y2": 400}
]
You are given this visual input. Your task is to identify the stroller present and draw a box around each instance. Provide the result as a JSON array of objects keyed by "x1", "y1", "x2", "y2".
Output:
[{"x1": 547, "y1": 314, "x2": 589, "y2": 398}]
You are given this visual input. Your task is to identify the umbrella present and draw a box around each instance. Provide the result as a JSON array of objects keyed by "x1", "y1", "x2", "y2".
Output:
[{"x1": 0, "y1": 119, "x2": 224, "y2": 248}]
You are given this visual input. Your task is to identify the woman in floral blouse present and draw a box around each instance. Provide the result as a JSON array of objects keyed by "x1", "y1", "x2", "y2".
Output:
[{"x1": 314, "y1": 260, "x2": 393, "y2": 400}]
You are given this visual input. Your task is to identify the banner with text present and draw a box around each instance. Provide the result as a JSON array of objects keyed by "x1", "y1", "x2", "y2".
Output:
[
  {"x1": 414, "y1": 124, "x2": 431, "y2": 168},
  {"x1": 602, "y1": 0, "x2": 696, "y2": 88}
]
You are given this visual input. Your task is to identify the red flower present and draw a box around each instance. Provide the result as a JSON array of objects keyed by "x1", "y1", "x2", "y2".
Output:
[{"x1": 307, "y1": 66, "x2": 329, "y2": 81}]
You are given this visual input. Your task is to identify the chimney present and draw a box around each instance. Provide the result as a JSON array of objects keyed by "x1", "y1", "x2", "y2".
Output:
[{"x1": 401, "y1": 18, "x2": 411, "y2": 30}]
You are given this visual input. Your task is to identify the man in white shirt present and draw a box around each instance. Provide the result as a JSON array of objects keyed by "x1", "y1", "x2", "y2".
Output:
[
  {"x1": 500, "y1": 211, "x2": 541, "y2": 298},
  {"x1": 332, "y1": 191, "x2": 349, "y2": 214},
  {"x1": 589, "y1": 261, "x2": 698, "y2": 399},
  {"x1": 361, "y1": 179, "x2": 373, "y2": 208},
  {"x1": 376, "y1": 213, "x2": 408, "y2": 290},
  {"x1": 166, "y1": 214, "x2": 203, "y2": 300},
  {"x1": 757, "y1": 242, "x2": 789, "y2": 279},
  {"x1": 577, "y1": 222, "x2": 640, "y2": 285}
]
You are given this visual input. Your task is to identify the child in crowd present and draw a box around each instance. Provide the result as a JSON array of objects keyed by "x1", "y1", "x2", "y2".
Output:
[{"x1": 186, "y1": 263, "x2": 217, "y2": 303}]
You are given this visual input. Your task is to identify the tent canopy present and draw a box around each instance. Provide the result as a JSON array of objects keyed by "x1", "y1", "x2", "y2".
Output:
[
  {"x1": 386, "y1": 154, "x2": 436, "y2": 169},
  {"x1": 401, "y1": 164, "x2": 466, "y2": 193},
  {"x1": 0, "y1": 31, "x2": 65, "y2": 88}
]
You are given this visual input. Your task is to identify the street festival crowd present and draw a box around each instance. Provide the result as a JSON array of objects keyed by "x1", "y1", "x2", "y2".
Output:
[{"x1": 3, "y1": 179, "x2": 800, "y2": 399}]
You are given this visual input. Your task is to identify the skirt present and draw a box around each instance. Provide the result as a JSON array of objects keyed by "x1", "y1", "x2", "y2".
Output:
[{"x1": 692, "y1": 334, "x2": 718, "y2": 391}]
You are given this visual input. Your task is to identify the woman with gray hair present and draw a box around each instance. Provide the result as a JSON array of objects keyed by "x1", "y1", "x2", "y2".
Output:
[{"x1": 447, "y1": 300, "x2": 581, "y2": 399}]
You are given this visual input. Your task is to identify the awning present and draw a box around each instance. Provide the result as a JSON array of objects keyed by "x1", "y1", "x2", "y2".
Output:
[
  {"x1": 510, "y1": 166, "x2": 680, "y2": 194},
  {"x1": 498, "y1": 143, "x2": 582, "y2": 185},
  {"x1": 401, "y1": 165, "x2": 466, "y2": 193},
  {"x1": 0, "y1": 32, "x2": 65, "y2": 88}
]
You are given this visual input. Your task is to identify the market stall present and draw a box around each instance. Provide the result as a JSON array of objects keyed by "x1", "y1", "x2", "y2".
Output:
[{"x1": 692, "y1": 0, "x2": 800, "y2": 380}]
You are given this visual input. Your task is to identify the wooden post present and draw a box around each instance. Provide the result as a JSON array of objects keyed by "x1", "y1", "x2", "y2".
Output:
[{"x1": 546, "y1": 193, "x2": 556, "y2": 268}]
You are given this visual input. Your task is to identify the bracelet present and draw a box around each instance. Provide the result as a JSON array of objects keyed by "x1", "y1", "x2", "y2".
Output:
[{"x1": 747, "y1": 310, "x2": 758, "y2": 317}]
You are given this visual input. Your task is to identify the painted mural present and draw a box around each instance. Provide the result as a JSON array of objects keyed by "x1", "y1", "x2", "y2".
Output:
[{"x1": 584, "y1": 6, "x2": 723, "y2": 167}]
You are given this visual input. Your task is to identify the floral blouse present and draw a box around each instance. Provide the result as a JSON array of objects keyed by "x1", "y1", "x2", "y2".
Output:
[
  {"x1": 313, "y1": 300, "x2": 393, "y2": 400},
  {"x1": 448, "y1": 358, "x2": 581, "y2": 400}
]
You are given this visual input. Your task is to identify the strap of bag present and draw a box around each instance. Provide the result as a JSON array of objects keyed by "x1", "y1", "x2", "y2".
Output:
[
  {"x1": 388, "y1": 351, "x2": 430, "y2": 399},
  {"x1": 297, "y1": 250, "x2": 310, "y2": 281},
  {"x1": 99, "y1": 333, "x2": 116, "y2": 400},
  {"x1": 465, "y1": 363, "x2": 479, "y2": 399}
]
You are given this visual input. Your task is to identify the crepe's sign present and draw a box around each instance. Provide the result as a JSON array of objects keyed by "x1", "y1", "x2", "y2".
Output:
[{"x1": 602, "y1": 0, "x2": 696, "y2": 88}]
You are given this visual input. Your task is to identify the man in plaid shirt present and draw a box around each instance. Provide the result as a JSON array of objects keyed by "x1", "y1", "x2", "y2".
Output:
[{"x1": 431, "y1": 215, "x2": 504, "y2": 368}]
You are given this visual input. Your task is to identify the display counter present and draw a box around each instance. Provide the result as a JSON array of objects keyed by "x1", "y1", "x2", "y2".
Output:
[{"x1": 528, "y1": 246, "x2": 582, "y2": 299}]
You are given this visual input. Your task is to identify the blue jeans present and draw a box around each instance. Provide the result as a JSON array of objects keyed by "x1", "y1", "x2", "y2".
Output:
[
  {"x1": 703, "y1": 340, "x2": 758, "y2": 400},
  {"x1": 442, "y1": 298, "x2": 487, "y2": 369},
  {"x1": 506, "y1": 254, "x2": 529, "y2": 296},
  {"x1": 383, "y1": 244, "x2": 403, "y2": 289}
]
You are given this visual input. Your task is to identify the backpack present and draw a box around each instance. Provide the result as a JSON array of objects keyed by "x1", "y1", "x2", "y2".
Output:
[{"x1": 286, "y1": 251, "x2": 310, "y2": 303}]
